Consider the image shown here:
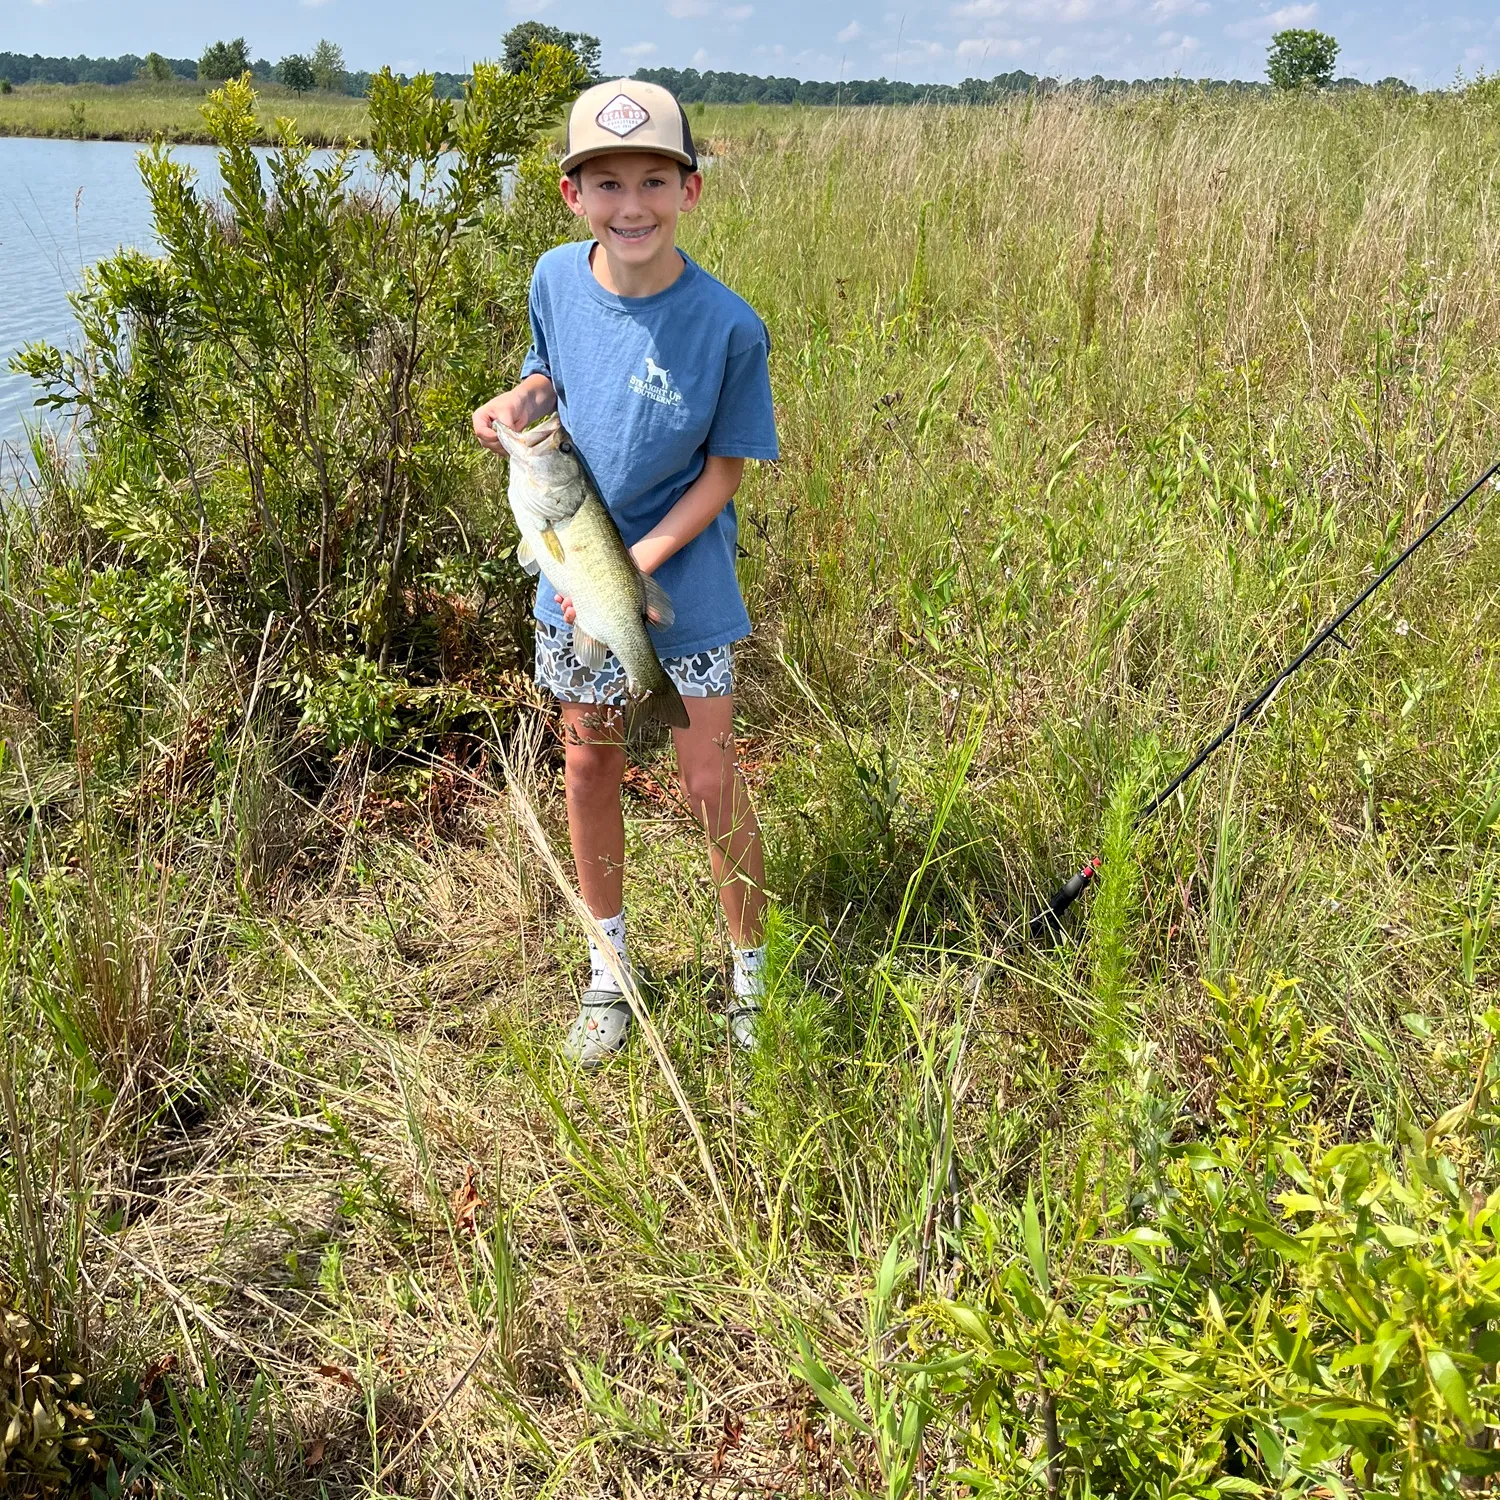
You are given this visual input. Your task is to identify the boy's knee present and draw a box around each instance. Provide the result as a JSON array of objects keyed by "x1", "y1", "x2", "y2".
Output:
[
  {"x1": 567, "y1": 740, "x2": 625, "y2": 793},
  {"x1": 680, "y1": 763, "x2": 732, "y2": 822}
]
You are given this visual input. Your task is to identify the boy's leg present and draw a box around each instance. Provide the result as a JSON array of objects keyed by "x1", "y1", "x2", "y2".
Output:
[
  {"x1": 673, "y1": 695, "x2": 768, "y2": 1047},
  {"x1": 672, "y1": 694, "x2": 765, "y2": 945},
  {"x1": 559, "y1": 701, "x2": 633, "y2": 1064},
  {"x1": 561, "y1": 702, "x2": 628, "y2": 918}
]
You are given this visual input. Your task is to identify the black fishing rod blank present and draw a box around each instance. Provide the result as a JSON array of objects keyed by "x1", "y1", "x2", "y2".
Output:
[{"x1": 1033, "y1": 455, "x2": 1500, "y2": 937}]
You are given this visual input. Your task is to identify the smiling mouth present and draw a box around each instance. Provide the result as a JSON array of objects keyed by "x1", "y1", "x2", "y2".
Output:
[{"x1": 610, "y1": 225, "x2": 657, "y2": 243}]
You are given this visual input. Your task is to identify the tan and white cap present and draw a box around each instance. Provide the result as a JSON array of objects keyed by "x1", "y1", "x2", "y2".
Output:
[{"x1": 561, "y1": 78, "x2": 698, "y2": 175}]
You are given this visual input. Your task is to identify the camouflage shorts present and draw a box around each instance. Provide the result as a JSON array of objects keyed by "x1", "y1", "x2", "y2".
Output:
[{"x1": 534, "y1": 620, "x2": 734, "y2": 704}]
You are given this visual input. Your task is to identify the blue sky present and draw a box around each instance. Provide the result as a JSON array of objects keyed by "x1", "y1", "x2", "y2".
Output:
[{"x1": 8, "y1": 1, "x2": 1496, "y2": 89}]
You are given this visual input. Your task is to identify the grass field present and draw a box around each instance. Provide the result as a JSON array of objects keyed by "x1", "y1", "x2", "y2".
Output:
[
  {"x1": 4, "y1": 86, "x2": 1500, "y2": 1495},
  {"x1": 0, "y1": 79, "x2": 371, "y2": 145}
]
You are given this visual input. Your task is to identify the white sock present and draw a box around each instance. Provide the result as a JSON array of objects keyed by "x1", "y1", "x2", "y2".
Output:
[
  {"x1": 732, "y1": 944, "x2": 766, "y2": 1004},
  {"x1": 589, "y1": 910, "x2": 628, "y2": 994}
]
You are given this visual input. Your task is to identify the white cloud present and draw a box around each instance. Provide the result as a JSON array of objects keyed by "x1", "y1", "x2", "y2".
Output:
[
  {"x1": 950, "y1": 0, "x2": 1114, "y2": 20},
  {"x1": 621, "y1": 40, "x2": 659, "y2": 56},
  {"x1": 693, "y1": 46, "x2": 713, "y2": 64},
  {"x1": 1226, "y1": 2, "x2": 1315, "y2": 37},
  {"x1": 723, "y1": 4, "x2": 755, "y2": 18},
  {"x1": 837, "y1": 20, "x2": 865, "y2": 42},
  {"x1": 1149, "y1": 0, "x2": 1208, "y2": 16},
  {"x1": 957, "y1": 35, "x2": 1028, "y2": 57},
  {"x1": 1157, "y1": 29, "x2": 1201, "y2": 49}
]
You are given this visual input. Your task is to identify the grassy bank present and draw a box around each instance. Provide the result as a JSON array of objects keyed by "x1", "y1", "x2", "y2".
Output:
[
  {"x1": 0, "y1": 78, "x2": 370, "y2": 145},
  {"x1": 4, "y1": 81, "x2": 1500, "y2": 1495}
]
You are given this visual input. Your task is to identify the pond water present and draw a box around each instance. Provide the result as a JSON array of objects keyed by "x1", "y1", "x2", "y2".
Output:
[{"x1": 0, "y1": 136, "x2": 381, "y2": 451}]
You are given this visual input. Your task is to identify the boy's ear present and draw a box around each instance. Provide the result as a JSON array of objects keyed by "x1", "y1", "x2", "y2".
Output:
[
  {"x1": 679, "y1": 171, "x2": 704, "y2": 213},
  {"x1": 559, "y1": 174, "x2": 589, "y2": 219}
]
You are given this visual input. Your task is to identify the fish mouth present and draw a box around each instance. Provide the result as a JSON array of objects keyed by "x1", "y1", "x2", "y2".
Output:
[{"x1": 494, "y1": 413, "x2": 563, "y2": 453}]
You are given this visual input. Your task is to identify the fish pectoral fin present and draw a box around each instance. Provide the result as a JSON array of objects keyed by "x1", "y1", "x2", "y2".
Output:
[
  {"x1": 572, "y1": 627, "x2": 609, "y2": 672},
  {"x1": 640, "y1": 573, "x2": 676, "y2": 629},
  {"x1": 541, "y1": 527, "x2": 567, "y2": 565},
  {"x1": 515, "y1": 536, "x2": 541, "y2": 576}
]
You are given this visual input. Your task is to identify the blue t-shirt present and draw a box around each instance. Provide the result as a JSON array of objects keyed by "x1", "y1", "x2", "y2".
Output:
[{"x1": 519, "y1": 241, "x2": 779, "y2": 656}]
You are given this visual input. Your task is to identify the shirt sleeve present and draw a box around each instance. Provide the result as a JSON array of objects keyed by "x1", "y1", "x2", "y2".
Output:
[
  {"x1": 706, "y1": 331, "x2": 779, "y2": 461},
  {"x1": 519, "y1": 276, "x2": 551, "y2": 381}
]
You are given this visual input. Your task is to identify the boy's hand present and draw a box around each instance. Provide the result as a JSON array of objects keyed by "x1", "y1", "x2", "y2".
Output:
[{"x1": 472, "y1": 374, "x2": 557, "y2": 453}]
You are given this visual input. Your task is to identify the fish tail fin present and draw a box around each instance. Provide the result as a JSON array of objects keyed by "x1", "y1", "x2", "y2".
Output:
[{"x1": 628, "y1": 678, "x2": 692, "y2": 732}]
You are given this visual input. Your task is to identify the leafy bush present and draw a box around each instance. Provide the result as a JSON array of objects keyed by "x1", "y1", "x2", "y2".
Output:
[
  {"x1": 12, "y1": 53, "x2": 583, "y2": 762},
  {"x1": 909, "y1": 979, "x2": 1500, "y2": 1495}
]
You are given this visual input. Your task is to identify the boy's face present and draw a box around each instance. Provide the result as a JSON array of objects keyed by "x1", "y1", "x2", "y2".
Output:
[{"x1": 560, "y1": 152, "x2": 703, "y2": 266}]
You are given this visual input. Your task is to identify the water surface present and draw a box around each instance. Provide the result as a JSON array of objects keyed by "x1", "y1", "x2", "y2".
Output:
[{"x1": 0, "y1": 136, "x2": 379, "y2": 450}]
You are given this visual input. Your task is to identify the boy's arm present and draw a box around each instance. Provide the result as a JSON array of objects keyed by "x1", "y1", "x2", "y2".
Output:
[
  {"x1": 550, "y1": 455, "x2": 746, "y2": 625},
  {"x1": 631, "y1": 456, "x2": 745, "y2": 576},
  {"x1": 472, "y1": 374, "x2": 557, "y2": 453}
]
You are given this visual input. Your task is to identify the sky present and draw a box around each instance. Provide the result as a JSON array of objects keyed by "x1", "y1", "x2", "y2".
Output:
[{"x1": 7, "y1": 1, "x2": 1497, "y2": 90}]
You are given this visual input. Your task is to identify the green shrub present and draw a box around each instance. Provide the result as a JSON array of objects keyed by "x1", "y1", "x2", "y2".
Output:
[
  {"x1": 12, "y1": 54, "x2": 584, "y2": 758},
  {"x1": 910, "y1": 978, "x2": 1500, "y2": 1495}
]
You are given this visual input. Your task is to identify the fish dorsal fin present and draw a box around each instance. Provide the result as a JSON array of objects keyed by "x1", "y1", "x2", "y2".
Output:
[
  {"x1": 572, "y1": 626, "x2": 608, "y2": 671},
  {"x1": 640, "y1": 573, "x2": 676, "y2": 629},
  {"x1": 515, "y1": 536, "x2": 541, "y2": 576}
]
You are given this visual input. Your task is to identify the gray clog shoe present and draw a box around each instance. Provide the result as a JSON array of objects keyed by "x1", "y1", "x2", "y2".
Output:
[
  {"x1": 563, "y1": 990, "x2": 634, "y2": 1067},
  {"x1": 726, "y1": 1002, "x2": 761, "y2": 1052}
]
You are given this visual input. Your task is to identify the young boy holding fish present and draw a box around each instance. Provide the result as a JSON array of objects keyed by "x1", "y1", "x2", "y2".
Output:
[{"x1": 472, "y1": 79, "x2": 778, "y2": 1065}]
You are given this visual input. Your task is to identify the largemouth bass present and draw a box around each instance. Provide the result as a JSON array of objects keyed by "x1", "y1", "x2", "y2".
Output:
[{"x1": 494, "y1": 414, "x2": 690, "y2": 729}]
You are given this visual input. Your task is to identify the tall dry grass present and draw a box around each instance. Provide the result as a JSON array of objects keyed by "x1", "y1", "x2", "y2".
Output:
[{"x1": 3, "y1": 90, "x2": 1500, "y2": 1495}]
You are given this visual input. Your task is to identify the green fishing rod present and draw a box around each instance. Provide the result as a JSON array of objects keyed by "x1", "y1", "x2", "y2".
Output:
[{"x1": 1033, "y1": 454, "x2": 1500, "y2": 937}]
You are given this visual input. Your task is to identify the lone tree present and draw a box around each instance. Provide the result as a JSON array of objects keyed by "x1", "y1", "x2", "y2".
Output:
[
  {"x1": 311, "y1": 39, "x2": 345, "y2": 92},
  {"x1": 140, "y1": 51, "x2": 175, "y2": 83},
  {"x1": 279, "y1": 54, "x2": 315, "y2": 95},
  {"x1": 502, "y1": 21, "x2": 601, "y2": 83},
  {"x1": 199, "y1": 38, "x2": 252, "y2": 82},
  {"x1": 1267, "y1": 28, "x2": 1339, "y2": 90}
]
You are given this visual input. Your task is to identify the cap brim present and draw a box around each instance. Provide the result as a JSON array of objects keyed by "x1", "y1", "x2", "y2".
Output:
[{"x1": 560, "y1": 142, "x2": 698, "y2": 174}]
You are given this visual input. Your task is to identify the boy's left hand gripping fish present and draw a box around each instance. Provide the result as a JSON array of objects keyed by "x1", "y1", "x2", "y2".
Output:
[{"x1": 493, "y1": 415, "x2": 691, "y2": 729}]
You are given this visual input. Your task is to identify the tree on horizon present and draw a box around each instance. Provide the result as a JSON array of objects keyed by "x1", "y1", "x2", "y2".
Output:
[
  {"x1": 1267, "y1": 29, "x2": 1339, "y2": 90},
  {"x1": 199, "y1": 37, "x2": 251, "y2": 82},
  {"x1": 502, "y1": 21, "x2": 601, "y2": 84},
  {"x1": 279, "y1": 54, "x2": 315, "y2": 95},
  {"x1": 311, "y1": 39, "x2": 345, "y2": 93}
]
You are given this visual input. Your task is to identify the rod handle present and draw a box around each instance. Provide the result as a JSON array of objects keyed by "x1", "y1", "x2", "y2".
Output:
[{"x1": 1030, "y1": 858, "x2": 1099, "y2": 937}]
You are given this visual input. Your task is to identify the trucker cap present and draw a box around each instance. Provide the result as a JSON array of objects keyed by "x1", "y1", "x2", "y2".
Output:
[{"x1": 561, "y1": 79, "x2": 699, "y2": 175}]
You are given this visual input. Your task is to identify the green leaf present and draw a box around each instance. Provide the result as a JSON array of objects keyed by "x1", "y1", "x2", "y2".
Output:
[
  {"x1": 1212, "y1": 1479, "x2": 1265, "y2": 1495},
  {"x1": 791, "y1": 1326, "x2": 873, "y2": 1436},
  {"x1": 1470, "y1": 1328, "x2": 1500, "y2": 1363},
  {"x1": 1426, "y1": 1349, "x2": 1473, "y2": 1422},
  {"x1": 943, "y1": 1305, "x2": 993, "y2": 1350},
  {"x1": 1021, "y1": 1187, "x2": 1049, "y2": 1295}
]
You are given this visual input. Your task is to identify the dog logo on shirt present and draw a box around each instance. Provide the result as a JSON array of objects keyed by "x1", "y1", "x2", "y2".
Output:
[{"x1": 629, "y1": 355, "x2": 683, "y2": 407}]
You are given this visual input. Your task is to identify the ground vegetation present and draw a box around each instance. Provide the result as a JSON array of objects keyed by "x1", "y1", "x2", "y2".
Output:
[{"x1": 3, "y1": 82, "x2": 1500, "y2": 1497}]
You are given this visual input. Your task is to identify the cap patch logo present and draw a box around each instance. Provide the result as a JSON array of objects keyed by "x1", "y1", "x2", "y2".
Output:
[{"x1": 596, "y1": 94, "x2": 650, "y2": 138}]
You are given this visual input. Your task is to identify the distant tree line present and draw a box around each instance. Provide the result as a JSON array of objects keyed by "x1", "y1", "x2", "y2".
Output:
[
  {"x1": 0, "y1": 52, "x2": 200, "y2": 85},
  {"x1": 0, "y1": 43, "x2": 1425, "y2": 105},
  {"x1": 631, "y1": 64, "x2": 1417, "y2": 105}
]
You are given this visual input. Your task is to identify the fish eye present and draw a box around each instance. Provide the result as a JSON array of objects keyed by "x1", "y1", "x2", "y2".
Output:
[{"x1": 560, "y1": 441, "x2": 573, "y2": 454}]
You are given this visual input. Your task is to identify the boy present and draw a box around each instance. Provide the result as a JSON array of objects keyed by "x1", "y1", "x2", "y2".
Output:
[{"x1": 472, "y1": 79, "x2": 778, "y2": 1066}]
